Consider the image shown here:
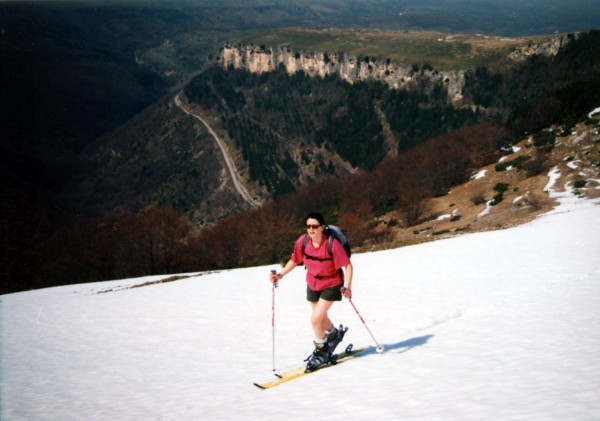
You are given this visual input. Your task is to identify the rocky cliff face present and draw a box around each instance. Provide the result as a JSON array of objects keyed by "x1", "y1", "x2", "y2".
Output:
[
  {"x1": 221, "y1": 43, "x2": 468, "y2": 103},
  {"x1": 507, "y1": 33, "x2": 576, "y2": 61},
  {"x1": 220, "y1": 34, "x2": 574, "y2": 104}
]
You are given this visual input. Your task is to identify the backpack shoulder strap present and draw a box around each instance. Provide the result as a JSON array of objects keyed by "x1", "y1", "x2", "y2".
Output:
[
  {"x1": 326, "y1": 235, "x2": 334, "y2": 258},
  {"x1": 302, "y1": 233, "x2": 310, "y2": 254},
  {"x1": 302, "y1": 233, "x2": 334, "y2": 261}
]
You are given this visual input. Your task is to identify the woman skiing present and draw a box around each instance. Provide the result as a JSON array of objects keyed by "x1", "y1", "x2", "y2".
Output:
[{"x1": 269, "y1": 212, "x2": 353, "y2": 371}]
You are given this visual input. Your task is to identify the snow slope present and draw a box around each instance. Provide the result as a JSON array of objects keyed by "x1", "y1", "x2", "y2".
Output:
[{"x1": 1, "y1": 188, "x2": 600, "y2": 420}]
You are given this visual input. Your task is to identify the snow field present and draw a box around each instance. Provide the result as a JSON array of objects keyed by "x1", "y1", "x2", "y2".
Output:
[{"x1": 1, "y1": 190, "x2": 600, "y2": 420}]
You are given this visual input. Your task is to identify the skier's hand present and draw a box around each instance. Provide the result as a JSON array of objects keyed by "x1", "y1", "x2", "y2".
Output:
[
  {"x1": 269, "y1": 272, "x2": 282, "y2": 283},
  {"x1": 341, "y1": 287, "x2": 352, "y2": 299}
]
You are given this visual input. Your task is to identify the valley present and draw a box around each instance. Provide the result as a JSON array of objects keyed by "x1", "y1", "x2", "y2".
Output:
[
  {"x1": 1, "y1": 0, "x2": 599, "y2": 293},
  {"x1": 174, "y1": 92, "x2": 261, "y2": 208}
]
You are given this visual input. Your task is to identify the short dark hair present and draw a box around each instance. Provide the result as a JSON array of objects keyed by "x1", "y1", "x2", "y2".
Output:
[{"x1": 305, "y1": 212, "x2": 325, "y2": 226}]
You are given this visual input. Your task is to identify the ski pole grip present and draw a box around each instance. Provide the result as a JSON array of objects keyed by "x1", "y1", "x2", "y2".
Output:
[{"x1": 270, "y1": 270, "x2": 279, "y2": 288}]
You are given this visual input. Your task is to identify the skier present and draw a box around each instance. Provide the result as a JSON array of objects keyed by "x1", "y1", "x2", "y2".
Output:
[{"x1": 269, "y1": 212, "x2": 353, "y2": 371}]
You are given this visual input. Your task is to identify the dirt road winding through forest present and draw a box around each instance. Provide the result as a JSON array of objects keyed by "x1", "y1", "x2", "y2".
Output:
[{"x1": 174, "y1": 92, "x2": 260, "y2": 208}]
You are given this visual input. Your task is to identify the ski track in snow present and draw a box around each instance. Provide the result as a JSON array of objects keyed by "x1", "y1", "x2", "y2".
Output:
[{"x1": 1, "y1": 191, "x2": 600, "y2": 420}]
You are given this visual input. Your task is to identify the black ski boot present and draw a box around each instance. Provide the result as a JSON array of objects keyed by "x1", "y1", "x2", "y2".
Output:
[
  {"x1": 326, "y1": 324, "x2": 348, "y2": 354},
  {"x1": 305, "y1": 341, "x2": 332, "y2": 372}
]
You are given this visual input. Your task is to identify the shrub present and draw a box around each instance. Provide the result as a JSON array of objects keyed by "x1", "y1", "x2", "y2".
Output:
[
  {"x1": 524, "y1": 151, "x2": 549, "y2": 177},
  {"x1": 493, "y1": 182, "x2": 510, "y2": 193},
  {"x1": 472, "y1": 196, "x2": 486, "y2": 205},
  {"x1": 470, "y1": 188, "x2": 487, "y2": 206},
  {"x1": 527, "y1": 194, "x2": 543, "y2": 211},
  {"x1": 371, "y1": 229, "x2": 395, "y2": 245},
  {"x1": 490, "y1": 193, "x2": 504, "y2": 206},
  {"x1": 533, "y1": 130, "x2": 556, "y2": 152},
  {"x1": 585, "y1": 117, "x2": 599, "y2": 126}
]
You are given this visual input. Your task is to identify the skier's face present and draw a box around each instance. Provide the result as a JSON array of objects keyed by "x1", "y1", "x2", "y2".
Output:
[{"x1": 306, "y1": 218, "x2": 324, "y2": 239}]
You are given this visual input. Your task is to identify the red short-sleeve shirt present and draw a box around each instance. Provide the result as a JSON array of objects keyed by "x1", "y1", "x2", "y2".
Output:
[{"x1": 291, "y1": 234, "x2": 350, "y2": 291}]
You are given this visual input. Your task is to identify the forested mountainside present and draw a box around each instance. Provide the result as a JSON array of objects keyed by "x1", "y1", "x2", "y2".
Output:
[
  {"x1": 4, "y1": 29, "x2": 598, "y2": 294},
  {"x1": 182, "y1": 30, "x2": 598, "y2": 198}
]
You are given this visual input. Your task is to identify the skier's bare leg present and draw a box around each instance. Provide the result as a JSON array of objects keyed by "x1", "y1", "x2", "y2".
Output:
[{"x1": 310, "y1": 299, "x2": 334, "y2": 340}]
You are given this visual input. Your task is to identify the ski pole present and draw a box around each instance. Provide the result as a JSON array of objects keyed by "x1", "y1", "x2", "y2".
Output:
[
  {"x1": 271, "y1": 270, "x2": 278, "y2": 371},
  {"x1": 347, "y1": 297, "x2": 385, "y2": 353}
]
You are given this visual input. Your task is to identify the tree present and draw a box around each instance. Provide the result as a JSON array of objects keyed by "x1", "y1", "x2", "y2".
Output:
[
  {"x1": 396, "y1": 164, "x2": 432, "y2": 227},
  {"x1": 133, "y1": 204, "x2": 191, "y2": 274}
]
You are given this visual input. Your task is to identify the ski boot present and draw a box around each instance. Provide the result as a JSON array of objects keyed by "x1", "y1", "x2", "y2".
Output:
[
  {"x1": 305, "y1": 341, "x2": 332, "y2": 372},
  {"x1": 326, "y1": 324, "x2": 348, "y2": 355}
]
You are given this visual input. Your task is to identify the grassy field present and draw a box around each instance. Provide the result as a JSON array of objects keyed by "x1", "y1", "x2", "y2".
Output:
[{"x1": 238, "y1": 28, "x2": 558, "y2": 69}]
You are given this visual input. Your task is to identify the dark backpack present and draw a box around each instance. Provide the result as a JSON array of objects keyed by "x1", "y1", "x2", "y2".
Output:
[{"x1": 302, "y1": 225, "x2": 351, "y2": 261}]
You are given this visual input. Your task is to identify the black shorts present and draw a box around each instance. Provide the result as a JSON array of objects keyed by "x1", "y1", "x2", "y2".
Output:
[{"x1": 307, "y1": 282, "x2": 343, "y2": 303}]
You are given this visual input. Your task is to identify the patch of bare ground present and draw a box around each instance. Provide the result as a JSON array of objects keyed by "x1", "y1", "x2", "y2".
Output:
[
  {"x1": 363, "y1": 120, "x2": 600, "y2": 252},
  {"x1": 94, "y1": 272, "x2": 217, "y2": 293}
]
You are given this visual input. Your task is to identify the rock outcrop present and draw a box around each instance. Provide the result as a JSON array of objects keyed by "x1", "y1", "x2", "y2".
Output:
[
  {"x1": 221, "y1": 43, "x2": 468, "y2": 103},
  {"x1": 507, "y1": 33, "x2": 576, "y2": 61},
  {"x1": 220, "y1": 33, "x2": 574, "y2": 104}
]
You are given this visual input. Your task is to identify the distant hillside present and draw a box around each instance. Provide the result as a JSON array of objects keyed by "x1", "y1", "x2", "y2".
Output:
[
  {"x1": 179, "y1": 30, "x2": 597, "y2": 200},
  {"x1": 1, "y1": 1, "x2": 599, "y2": 293},
  {"x1": 30, "y1": 28, "x2": 595, "y2": 294},
  {"x1": 2, "y1": 0, "x2": 597, "y2": 216},
  {"x1": 8, "y1": 110, "x2": 597, "y2": 295}
]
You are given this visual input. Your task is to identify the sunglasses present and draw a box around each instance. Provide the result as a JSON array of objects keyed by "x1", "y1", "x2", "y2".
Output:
[{"x1": 306, "y1": 224, "x2": 322, "y2": 229}]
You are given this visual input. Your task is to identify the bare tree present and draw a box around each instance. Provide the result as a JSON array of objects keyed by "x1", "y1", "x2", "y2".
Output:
[{"x1": 397, "y1": 176, "x2": 432, "y2": 227}]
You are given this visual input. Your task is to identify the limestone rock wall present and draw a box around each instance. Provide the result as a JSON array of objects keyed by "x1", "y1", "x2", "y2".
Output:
[
  {"x1": 508, "y1": 33, "x2": 575, "y2": 61},
  {"x1": 220, "y1": 34, "x2": 573, "y2": 104},
  {"x1": 221, "y1": 44, "x2": 467, "y2": 103}
]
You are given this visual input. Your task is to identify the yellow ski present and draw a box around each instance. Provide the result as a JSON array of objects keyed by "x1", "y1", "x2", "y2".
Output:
[{"x1": 254, "y1": 344, "x2": 365, "y2": 389}]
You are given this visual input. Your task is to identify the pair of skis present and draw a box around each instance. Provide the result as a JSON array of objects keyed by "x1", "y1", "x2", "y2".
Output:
[{"x1": 253, "y1": 344, "x2": 365, "y2": 389}]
